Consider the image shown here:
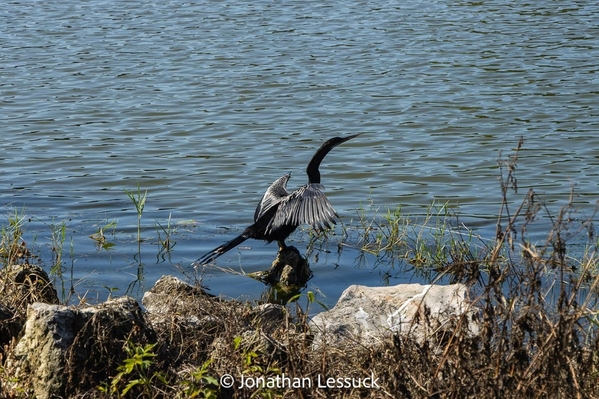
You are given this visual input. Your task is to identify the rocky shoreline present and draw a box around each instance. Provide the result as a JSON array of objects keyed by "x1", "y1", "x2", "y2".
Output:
[{"x1": 0, "y1": 263, "x2": 474, "y2": 398}]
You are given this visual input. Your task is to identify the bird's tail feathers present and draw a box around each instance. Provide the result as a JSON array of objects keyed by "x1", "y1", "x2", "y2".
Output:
[{"x1": 193, "y1": 234, "x2": 248, "y2": 266}]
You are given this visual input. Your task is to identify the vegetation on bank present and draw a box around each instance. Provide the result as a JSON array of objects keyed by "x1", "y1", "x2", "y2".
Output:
[{"x1": 1, "y1": 138, "x2": 599, "y2": 398}]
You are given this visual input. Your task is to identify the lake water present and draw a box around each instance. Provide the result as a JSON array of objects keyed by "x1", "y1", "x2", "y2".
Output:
[{"x1": 1, "y1": 0, "x2": 598, "y2": 308}]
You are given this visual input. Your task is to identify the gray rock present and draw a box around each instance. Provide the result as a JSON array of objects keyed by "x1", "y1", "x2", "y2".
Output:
[
  {"x1": 143, "y1": 275, "x2": 286, "y2": 334},
  {"x1": 0, "y1": 264, "x2": 61, "y2": 362},
  {"x1": 142, "y1": 274, "x2": 214, "y2": 315},
  {"x1": 0, "y1": 264, "x2": 59, "y2": 307},
  {"x1": 5, "y1": 297, "x2": 146, "y2": 399},
  {"x1": 142, "y1": 275, "x2": 224, "y2": 335},
  {"x1": 310, "y1": 283, "x2": 478, "y2": 348}
]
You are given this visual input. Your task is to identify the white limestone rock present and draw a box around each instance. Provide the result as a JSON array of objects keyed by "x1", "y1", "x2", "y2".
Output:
[{"x1": 310, "y1": 283, "x2": 479, "y2": 348}]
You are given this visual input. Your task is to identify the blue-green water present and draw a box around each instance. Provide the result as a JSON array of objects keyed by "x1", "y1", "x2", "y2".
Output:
[{"x1": 1, "y1": 0, "x2": 598, "y2": 307}]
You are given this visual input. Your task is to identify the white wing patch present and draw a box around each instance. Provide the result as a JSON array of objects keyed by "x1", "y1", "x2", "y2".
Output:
[
  {"x1": 254, "y1": 173, "x2": 291, "y2": 222},
  {"x1": 267, "y1": 183, "x2": 338, "y2": 233}
]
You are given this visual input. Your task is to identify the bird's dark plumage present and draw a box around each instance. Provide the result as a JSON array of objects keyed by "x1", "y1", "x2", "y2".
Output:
[{"x1": 195, "y1": 134, "x2": 361, "y2": 265}]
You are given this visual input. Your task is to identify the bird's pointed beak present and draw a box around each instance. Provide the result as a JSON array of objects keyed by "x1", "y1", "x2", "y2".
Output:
[
  {"x1": 338, "y1": 132, "x2": 362, "y2": 144},
  {"x1": 336, "y1": 133, "x2": 362, "y2": 145}
]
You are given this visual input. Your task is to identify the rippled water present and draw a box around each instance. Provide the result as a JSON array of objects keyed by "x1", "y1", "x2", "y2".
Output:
[{"x1": 1, "y1": 0, "x2": 598, "y2": 307}]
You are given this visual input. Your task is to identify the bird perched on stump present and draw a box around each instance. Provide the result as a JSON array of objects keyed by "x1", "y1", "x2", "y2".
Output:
[{"x1": 195, "y1": 133, "x2": 361, "y2": 265}]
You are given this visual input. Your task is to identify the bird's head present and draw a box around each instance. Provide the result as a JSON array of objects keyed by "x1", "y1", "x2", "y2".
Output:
[
  {"x1": 307, "y1": 133, "x2": 362, "y2": 184},
  {"x1": 320, "y1": 133, "x2": 362, "y2": 151}
]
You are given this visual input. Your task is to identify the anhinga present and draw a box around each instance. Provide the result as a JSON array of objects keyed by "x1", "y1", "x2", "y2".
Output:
[{"x1": 195, "y1": 133, "x2": 361, "y2": 265}]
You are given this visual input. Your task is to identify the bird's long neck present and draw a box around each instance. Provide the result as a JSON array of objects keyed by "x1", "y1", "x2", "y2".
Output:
[
  {"x1": 306, "y1": 142, "x2": 336, "y2": 184},
  {"x1": 305, "y1": 134, "x2": 361, "y2": 184}
]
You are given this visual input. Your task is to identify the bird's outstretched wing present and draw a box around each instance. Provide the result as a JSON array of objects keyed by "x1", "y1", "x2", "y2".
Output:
[
  {"x1": 267, "y1": 183, "x2": 338, "y2": 233},
  {"x1": 254, "y1": 173, "x2": 291, "y2": 222}
]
